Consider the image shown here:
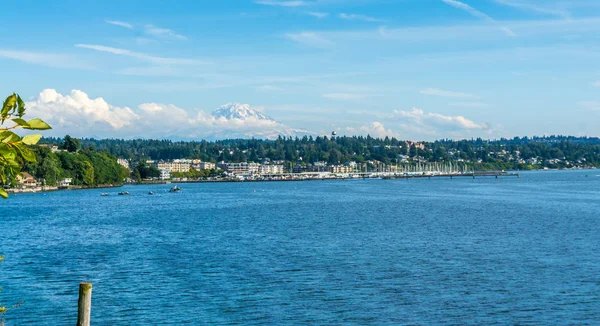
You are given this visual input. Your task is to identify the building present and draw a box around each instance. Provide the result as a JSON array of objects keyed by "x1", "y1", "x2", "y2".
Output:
[
  {"x1": 39, "y1": 144, "x2": 63, "y2": 153},
  {"x1": 117, "y1": 158, "x2": 130, "y2": 170},
  {"x1": 330, "y1": 165, "x2": 354, "y2": 174},
  {"x1": 259, "y1": 164, "x2": 284, "y2": 175},
  {"x1": 160, "y1": 170, "x2": 171, "y2": 180},
  {"x1": 17, "y1": 172, "x2": 37, "y2": 188},
  {"x1": 293, "y1": 164, "x2": 305, "y2": 174},
  {"x1": 59, "y1": 178, "x2": 72, "y2": 187},
  {"x1": 154, "y1": 160, "x2": 191, "y2": 173},
  {"x1": 196, "y1": 162, "x2": 216, "y2": 170},
  {"x1": 306, "y1": 163, "x2": 330, "y2": 173},
  {"x1": 218, "y1": 162, "x2": 261, "y2": 175}
]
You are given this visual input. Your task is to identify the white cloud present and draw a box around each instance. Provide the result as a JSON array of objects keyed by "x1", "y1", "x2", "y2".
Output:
[
  {"x1": 0, "y1": 49, "x2": 92, "y2": 70},
  {"x1": 390, "y1": 108, "x2": 489, "y2": 137},
  {"x1": 593, "y1": 81, "x2": 600, "y2": 87},
  {"x1": 26, "y1": 89, "x2": 305, "y2": 139},
  {"x1": 441, "y1": 0, "x2": 516, "y2": 36},
  {"x1": 255, "y1": 0, "x2": 307, "y2": 7},
  {"x1": 144, "y1": 24, "x2": 187, "y2": 41},
  {"x1": 285, "y1": 32, "x2": 333, "y2": 48},
  {"x1": 339, "y1": 13, "x2": 385, "y2": 23},
  {"x1": 307, "y1": 12, "x2": 329, "y2": 18},
  {"x1": 74, "y1": 44, "x2": 207, "y2": 65},
  {"x1": 27, "y1": 89, "x2": 139, "y2": 134},
  {"x1": 420, "y1": 88, "x2": 480, "y2": 99},
  {"x1": 346, "y1": 122, "x2": 398, "y2": 138},
  {"x1": 105, "y1": 20, "x2": 133, "y2": 29}
]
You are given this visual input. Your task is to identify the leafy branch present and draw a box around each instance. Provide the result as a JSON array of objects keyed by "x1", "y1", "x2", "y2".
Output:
[{"x1": 0, "y1": 93, "x2": 52, "y2": 199}]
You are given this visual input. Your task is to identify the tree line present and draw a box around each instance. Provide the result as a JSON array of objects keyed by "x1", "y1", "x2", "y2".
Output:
[
  {"x1": 40, "y1": 135, "x2": 600, "y2": 170},
  {"x1": 23, "y1": 141, "x2": 128, "y2": 187}
]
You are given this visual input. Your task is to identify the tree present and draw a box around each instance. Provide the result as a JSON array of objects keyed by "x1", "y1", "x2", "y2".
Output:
[{"x1": 60, "y1": 135, "x2": 80, "y2": 153}]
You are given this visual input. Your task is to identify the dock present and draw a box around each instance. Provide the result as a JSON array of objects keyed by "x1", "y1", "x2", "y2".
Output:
[{"x1": 380, "y1": 171, "x2": 520, "y2": 180}]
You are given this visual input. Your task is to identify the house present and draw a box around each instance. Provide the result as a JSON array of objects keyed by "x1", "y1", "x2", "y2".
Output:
[
  {"x1": 59, "y1": 178, "x2": 73, "y2": 187},
  {"x1": 17, "y1": 172, "x2": 38, "y2": 188}
]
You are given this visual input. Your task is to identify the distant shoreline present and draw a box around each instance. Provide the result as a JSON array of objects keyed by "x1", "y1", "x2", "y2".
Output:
[{"x1": 6, "y1": 167, "x2": 596, "y2": 196}]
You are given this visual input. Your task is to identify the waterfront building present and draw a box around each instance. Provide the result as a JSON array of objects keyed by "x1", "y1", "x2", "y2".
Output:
[
  {"x1": 218, "y1": 162, "x2": 261, "y2": 175},
  {"x1": 259, "y1": 164, "x2": 284, "y2": 175},
  {"x1": 196, "y1": 162, "x2": 216, "y2": 170},
  {"x1": 307, "y1": 163, "x2": 330, "y2": 173},
  {"x1": 154, "y1": 160, "x2": 191, "y2": 173},
  {"x1": 330, "y1": 165, "x2": 354, "y2": 174},
  {"x1": 160, "y1": 170, "x2": 171, "y2": 180},
  {"x1": 293, "y1": 164, "x2": 305, "y2": 174},
  {"x1": 58, "y1": 178, "x2": 72, "y2": 187},
  {"x1": 17, "y1": 172, "x2": 37, "y2": 188}
]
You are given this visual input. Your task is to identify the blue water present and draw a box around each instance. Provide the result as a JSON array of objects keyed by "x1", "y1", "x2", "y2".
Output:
[{"x1": 1, "y1": 170, "x2": 600, "y2": 325}]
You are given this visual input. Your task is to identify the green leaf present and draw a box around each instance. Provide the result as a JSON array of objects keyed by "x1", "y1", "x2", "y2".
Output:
[
  {"x1": 0, "y1": 188, "x2": 7, "y2": 199},
  {"x1": 11, "y1": 118, "x2": 29, "y2": 127},
  {"x1": 1, "y1": 94, "x2": 17, "y2": 118},
  {"x1": 15, "y1": 144, "x2": 36, "y2": 162},
  {"x1": 22, "y1": 134, "x2": 42, "y2": 145},
  {"x1": 1, "y1": 131, "x2": 20, "y2": 144},
  {"x1": 0, "y1": 143, "x2": 17, "y2": 160},
  {"x1": 17, "y1": 94, "x2": 26, "y2": 117},
  {"x1": 23, "y1": 118, "x2": 52, "y2": 130},
  {"x1": 4, "y1": 158, "x2": 20, "y2": 175}
]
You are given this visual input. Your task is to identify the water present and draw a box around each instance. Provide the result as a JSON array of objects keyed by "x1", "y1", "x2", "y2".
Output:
[{"x1": 1, "y1": 170, "x2": 599, "y2": 325}]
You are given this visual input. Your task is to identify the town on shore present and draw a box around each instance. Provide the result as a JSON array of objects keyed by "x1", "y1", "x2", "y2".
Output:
[{"x1": 4, "y1": 135, "x2": 599, "y2": 194}]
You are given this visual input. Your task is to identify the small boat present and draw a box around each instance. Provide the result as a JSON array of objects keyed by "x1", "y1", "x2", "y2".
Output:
[
  {"x1": 169, "y1": 186, "x2": 181, "y2": 193},
  {"x1": 118, "y1": 191, "x2": 130, "y2": 196},
  {"x1": 101, "y1": 193, "x2": 110, "y2": 197},
  {"x1": 148, "y1": 191, "x2": 154, "y2": 195}
]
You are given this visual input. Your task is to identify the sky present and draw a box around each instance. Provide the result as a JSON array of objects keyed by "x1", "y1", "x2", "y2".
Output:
[{"x1": 1, "y1": 0, "x2": 600, "y2": 141}]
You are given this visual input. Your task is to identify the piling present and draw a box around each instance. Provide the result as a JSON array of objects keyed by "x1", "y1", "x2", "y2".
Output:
[{"x1": 77, "y1": 282, "x2": 92, "y2": 326}]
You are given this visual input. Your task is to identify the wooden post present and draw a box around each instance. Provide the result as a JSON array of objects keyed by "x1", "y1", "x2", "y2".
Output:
[{"x1": 77, "y1": 282, "x2": 92, "y2": 326}]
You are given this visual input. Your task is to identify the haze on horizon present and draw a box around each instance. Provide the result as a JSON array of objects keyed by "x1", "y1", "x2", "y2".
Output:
[{"x1": 1, "y1": 0, "x2": 599, "y2": 141}]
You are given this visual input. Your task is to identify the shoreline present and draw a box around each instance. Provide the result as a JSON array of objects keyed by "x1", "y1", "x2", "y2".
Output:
[
  {"x1": 5, "y1": 168, "x2": 596, "y2": 195},
  {"x1": 6, "y1": 183, "x2": 123, "y2": 195}
]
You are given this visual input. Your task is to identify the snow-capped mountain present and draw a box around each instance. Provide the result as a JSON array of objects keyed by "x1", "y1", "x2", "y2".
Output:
[
  {"x1": 211, "y1": 102, "x2": 272, "y2": 121},
  {"x1": 207, "y1": 102, "x2": 314, "y2": 139}
]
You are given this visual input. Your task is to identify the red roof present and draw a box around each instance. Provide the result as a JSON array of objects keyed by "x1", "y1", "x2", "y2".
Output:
[{"x1": 20, "y1": 172, "x2": 35, "y2": 180}]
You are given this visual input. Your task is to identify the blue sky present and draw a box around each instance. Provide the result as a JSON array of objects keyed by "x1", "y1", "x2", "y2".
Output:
[{"x1": 1, "y1": 0, "x2": 600, "y2": 140}]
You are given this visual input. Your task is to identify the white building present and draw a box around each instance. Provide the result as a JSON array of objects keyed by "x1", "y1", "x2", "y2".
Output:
[
  {"x1": 154, "y1": 160, "x2": 191, "y2": 173},
  {"x1": 59, "y1": 178, "x2": 72, "y2": 187},
  {"x1": 197, "y1": 162, "x2": 216, "y2": 170},
  {"x1": 160, "y1": 170, "x2": 171, "y2": 180},
  {"x1": 259, "y1": 164, "x2": 284, "y2": 175},
  {"x1": 218, "y1": 162, "x2": 261, "y2": 175}
]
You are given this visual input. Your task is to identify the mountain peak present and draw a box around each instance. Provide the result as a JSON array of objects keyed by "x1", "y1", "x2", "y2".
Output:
[{"x1": 212, "y1": 102, "x2": 272, "y2": 121}]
